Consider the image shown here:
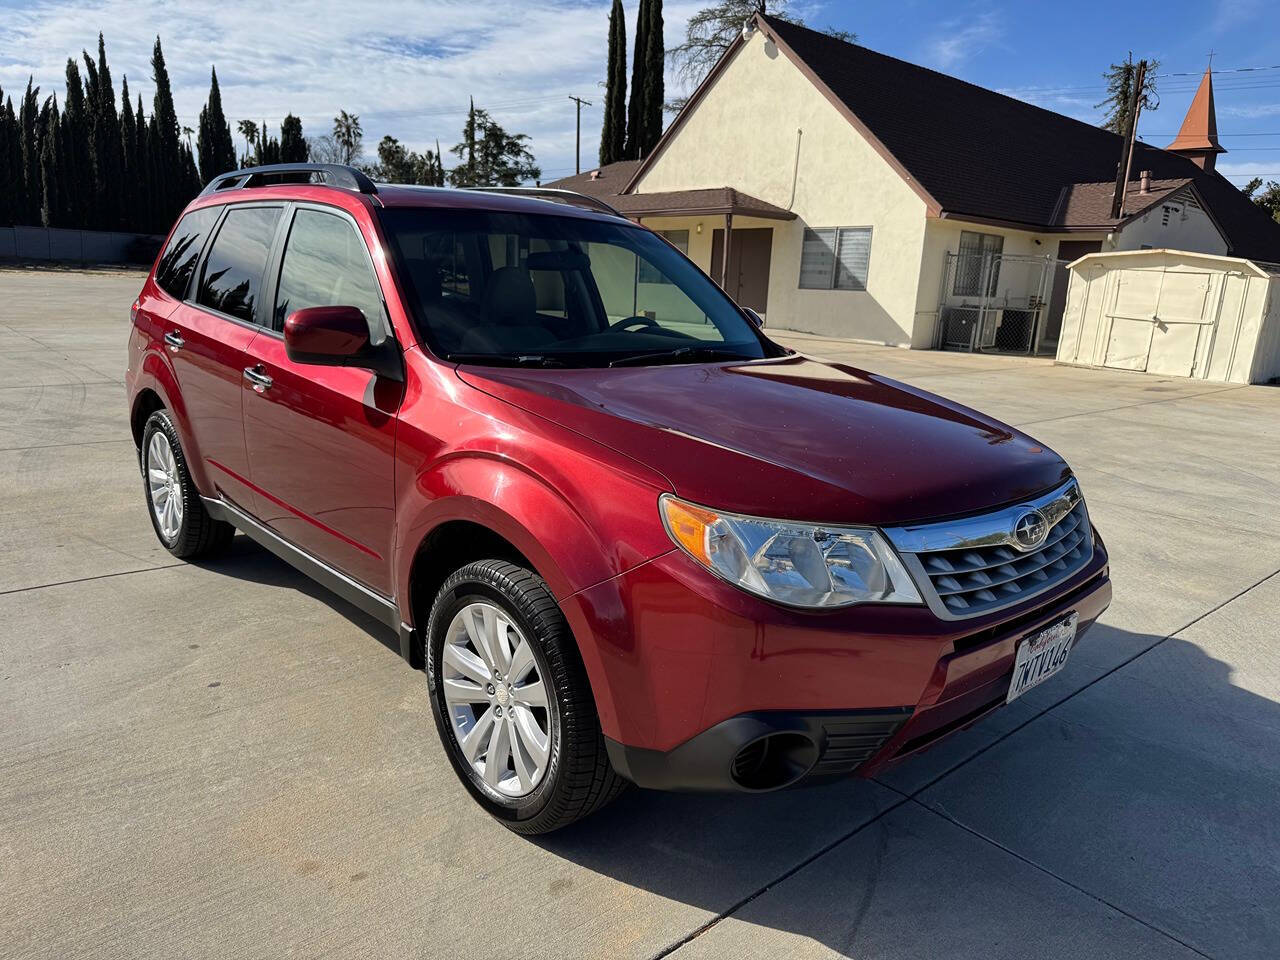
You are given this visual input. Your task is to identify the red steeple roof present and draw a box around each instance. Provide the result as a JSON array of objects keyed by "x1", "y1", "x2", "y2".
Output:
[{"x1": 1166, "y1": 66, "x2": 1225, "y2": 156}]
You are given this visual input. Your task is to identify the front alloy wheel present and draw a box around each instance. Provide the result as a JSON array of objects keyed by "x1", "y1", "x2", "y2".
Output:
[
  {"x1": 442, "y1": 601, "x2": 552, "y2": 798},
  {"x1": 425, "y1": 560, "x2": 627, "y2": 834}
]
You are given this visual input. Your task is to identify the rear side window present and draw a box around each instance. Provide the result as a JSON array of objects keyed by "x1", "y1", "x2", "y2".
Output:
[
  {"x1": 155, "y1": 207, "x2": 219, "y2": 299},
  {"x1": 196, "y1": 206, "x2": 283, "y2": 324},
  {"x1": 274, "y1": 209, "x2": 385, "y2": 336}
]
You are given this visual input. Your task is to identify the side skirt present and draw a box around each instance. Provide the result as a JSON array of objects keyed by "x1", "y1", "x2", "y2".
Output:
[{"x1": 201, "y1": 496, "x2": 420, "y2": 663}]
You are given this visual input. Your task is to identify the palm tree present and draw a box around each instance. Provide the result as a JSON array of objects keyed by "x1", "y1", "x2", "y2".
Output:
[
  {"x1": 236, "y1": 119, "x2": 258, "y2": 162},
  {"x1": 332, "y1": 110, "x2": 362, "y2": 165}
]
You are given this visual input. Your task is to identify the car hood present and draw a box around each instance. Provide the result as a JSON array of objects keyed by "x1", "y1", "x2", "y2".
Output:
[{"x1": 457, "y1": 354, "x2": 1070, "y2": 526}]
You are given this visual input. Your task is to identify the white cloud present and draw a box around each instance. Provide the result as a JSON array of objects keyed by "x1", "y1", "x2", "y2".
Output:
[
  {"x1": 1217, "y1": 160, "x2": 1280, "y2": 180},
  {"x1": 0, "y1": 0, "x2": 704, "y2": 183},
  {"x1": 1221, "y1": 102, "x2": 1280, "y2": 119},
  {"x1": 921, "y1": 10, "x2": 1003, "y2": 71}
]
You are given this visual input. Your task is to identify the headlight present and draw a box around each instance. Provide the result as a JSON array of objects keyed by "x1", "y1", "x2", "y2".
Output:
[{"x1": 660, "y1": 495, "x2": 921, "y2": 609}]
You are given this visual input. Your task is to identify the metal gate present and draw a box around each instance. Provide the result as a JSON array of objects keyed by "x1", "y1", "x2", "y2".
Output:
[{"x1": 935, "y1": 252, "x2": 1068, "y2": 355}]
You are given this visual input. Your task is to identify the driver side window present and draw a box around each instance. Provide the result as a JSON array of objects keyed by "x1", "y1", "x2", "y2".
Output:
[{"x1": 275, "y1": 209, "x2": 386, "y2": 339}]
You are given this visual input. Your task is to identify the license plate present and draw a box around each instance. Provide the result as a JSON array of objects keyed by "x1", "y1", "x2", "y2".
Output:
[{"x1": 1006, "y1": 613, "x2": 1078, "y2": 703}]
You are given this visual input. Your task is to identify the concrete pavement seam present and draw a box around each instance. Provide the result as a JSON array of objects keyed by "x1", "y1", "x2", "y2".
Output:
[
  {"x1": 1014, "y1": 384, "x2": 1248, "y2": 427},
  {"x1": 648, "y1": 795, "x2": 914, "y2": 959},
  {"x1": 0, "y1": 438, "x2": 133, "y2": 453},
  {"x1": 902, "y1": 795, "x2": 1217, "y2": 959},
  {"x1": 0, "y1": 563, "x2": 185, "y2": 598}
]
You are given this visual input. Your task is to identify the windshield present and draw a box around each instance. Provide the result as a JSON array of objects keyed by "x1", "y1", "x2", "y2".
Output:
[{"x1": 380, "y1": 207, "x2": 779, "y2": 367}]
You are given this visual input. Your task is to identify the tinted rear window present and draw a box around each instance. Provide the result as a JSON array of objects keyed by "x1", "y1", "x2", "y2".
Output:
[
  {"x1": 155, "y1": 207, "x2": 220, "y2": 299},
  {"x1": 196, "y1": 206, "x2": 282, "y2": 324}
]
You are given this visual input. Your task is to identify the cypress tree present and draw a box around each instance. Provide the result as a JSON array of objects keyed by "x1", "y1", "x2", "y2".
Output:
[
  {"x1": 197, "y1": 67, "x2": 236, "y2": 183},
  {"x1": 625, "y1": 0, "x2": 649, "y2": 160},
  {"x1": 8, "y1": 97, "x2": 21, "y2": 221},
  {"x1": 640, "y1": 0, "x2": 664, "y2": 156},
  {"x1": 119, "y1": 76, "x2": 136, "y2": 230},
  {"x1": 600, "y1": 0, "x2": 627, "y2": 165},
  {"x1": 135, "y1": 95, "x2": 152, "y2": 231},
  {"x1": 85, "y1": 34, "x2": 123, "y2": 229},
  {"x1": 62, "y1": 58, "x2": 93, "y2": 229},
  {"x1": 461, "y1": 98, "x2": 478, "y2": 185},
  {"x1": 280, "y1": 113, "x2": 307, "y2": 163},
  {"x1": 150, "y1": 36, "x2": 182, "y2": 225},
  {"x1": 20, "y1": 79, "x2": 42, "y2": 225},
  {"x1": 0, "y1": 87, "x2": 12, "y2": 225},
  {"x1": 39, "y1": 96, "x2": 61, "y2": 227}
]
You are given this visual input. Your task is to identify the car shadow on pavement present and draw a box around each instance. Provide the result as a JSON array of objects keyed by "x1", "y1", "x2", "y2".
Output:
[
  {"x1": 190, "y1": 538, "x2": 1280, "y2": 958},
  {"x1": 531, "y1": 623, "x2": 1280, "y2": 959},
  {"x1": 192, "y1": 533, "x2": 405, "y2": 660}
]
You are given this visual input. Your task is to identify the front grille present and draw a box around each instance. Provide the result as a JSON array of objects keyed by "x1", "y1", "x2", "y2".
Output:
[
  {"x1": 885, "y1": 479, "x2": 1094, "y2": 621},
  {"x1": 921, "y1": 500, "x2": 1090, "y2": 616}
]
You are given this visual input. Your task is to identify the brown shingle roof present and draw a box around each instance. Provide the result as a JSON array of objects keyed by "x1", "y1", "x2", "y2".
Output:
[
  {"x1": 1054, "y1": 178, "x2": 1193, "y2": 228},
  {"x1": 750, "y1": 16, "x2": 1280, "y2": 260},
  {"x1": 544, "y1": 160, "x2": 642, "y2": 201},
  {"x1": 546, "y1": 163, "x2": 794, "y2": 220}
]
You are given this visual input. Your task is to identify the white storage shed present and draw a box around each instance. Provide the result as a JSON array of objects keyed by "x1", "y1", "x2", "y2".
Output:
[{"x1": 1057, "y1": 249, "x2": 1280, "y2": 384}]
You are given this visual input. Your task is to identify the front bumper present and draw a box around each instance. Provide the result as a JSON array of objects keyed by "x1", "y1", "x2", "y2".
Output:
[{"x1": 562, "y1": 536, "x2": 1110, "y2": 792}]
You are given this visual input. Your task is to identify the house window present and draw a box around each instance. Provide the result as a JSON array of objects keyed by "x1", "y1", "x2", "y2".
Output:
[
  {"x1": 638, "y1": 230, "x2": 689, "y2": 284},
  {"x1": 799, "y1": 227, "x2": 871, "y2": 290},
  {"x1": 953, "y1": 230, "x2": 1003, "y2": 297}
]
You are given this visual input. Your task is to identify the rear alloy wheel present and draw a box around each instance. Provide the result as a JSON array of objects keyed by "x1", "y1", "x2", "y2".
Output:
[
  {"x1": 140, "y1": 409, "x2": 234, "y2": 559},
  {"x1": 425, "y1": 560, "x2": 627, "y2": 834}
]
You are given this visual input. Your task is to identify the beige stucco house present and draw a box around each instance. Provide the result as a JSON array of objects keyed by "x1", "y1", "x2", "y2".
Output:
[{"x1": 550, "y1": 13, "x2": 1280, "y2": 353}]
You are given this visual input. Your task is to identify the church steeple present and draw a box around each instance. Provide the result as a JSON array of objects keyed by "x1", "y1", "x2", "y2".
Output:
[{"x1": 1166, "y1": 65, "x2": 1226, "y2": 172}]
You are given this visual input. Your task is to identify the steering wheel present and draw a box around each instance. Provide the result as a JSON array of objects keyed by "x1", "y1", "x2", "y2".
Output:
[{"x1": 608, "y1": 315, "x2": 662, "y2": 332}]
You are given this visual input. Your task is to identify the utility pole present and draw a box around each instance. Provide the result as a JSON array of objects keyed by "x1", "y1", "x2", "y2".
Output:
[
  {"x1": 569, "y1": 95, "x2": 592, "y2": 175},
  {"x1": 1110, "y1": 59, "x2": 1147, "y2": 220}
]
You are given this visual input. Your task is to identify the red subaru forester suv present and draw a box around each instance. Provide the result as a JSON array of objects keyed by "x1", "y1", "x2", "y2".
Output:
[{"x1": 126, "y1": 164, "x2": 1111, "y2": 834}]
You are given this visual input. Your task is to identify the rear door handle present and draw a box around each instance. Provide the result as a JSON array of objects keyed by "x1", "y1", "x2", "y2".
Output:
[
  {"x1": 243, "y1": 365, "x2": 273, "y2": 393},
  {"x1": 164, "y1": 330, "x2": 184, "y2": 352}
]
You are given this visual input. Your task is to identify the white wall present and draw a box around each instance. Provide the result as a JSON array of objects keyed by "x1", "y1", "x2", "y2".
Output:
[
  {"x1": 913, "y1": 220, "x2": 1107, "y2": 348},
  {"x1": 633, "y1": 29, "x2": 929, "y2": 345},
  {"x1": 1113, "y1": 196, "x2": 1228, "y2": 255}
]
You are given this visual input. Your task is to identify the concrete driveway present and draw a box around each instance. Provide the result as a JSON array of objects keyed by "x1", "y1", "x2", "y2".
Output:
[{"x1": 2, "y1": 269, "x2": 1278, "y2": 960}]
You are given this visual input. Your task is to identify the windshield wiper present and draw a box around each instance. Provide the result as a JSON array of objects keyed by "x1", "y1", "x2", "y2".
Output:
[
  {"x1": 447, "y1": 353, "x2": 568, "y2": 368},
  {"x1": 608, "y1": 345, "x2": 754, "y2": 368}
]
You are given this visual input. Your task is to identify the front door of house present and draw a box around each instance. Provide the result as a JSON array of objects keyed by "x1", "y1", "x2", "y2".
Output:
[{"x1": 711, "y1": 228, "x2": 773, "y2": 315}]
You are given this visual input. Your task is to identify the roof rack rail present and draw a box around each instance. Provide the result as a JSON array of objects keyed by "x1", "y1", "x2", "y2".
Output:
[
  {"x1": 464, "y1": 186, "x2": 624, "y2": 219},
  {"x1": 199, "y1": 163, "x2": 378, "y2": 198}
]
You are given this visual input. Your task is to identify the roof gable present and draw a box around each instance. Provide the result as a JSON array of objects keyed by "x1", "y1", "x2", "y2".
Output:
[
  {"x1": 619, "y1": 14, "x2": 1278, "y2": 260},
  {"x1": 760, "y1": 15, "x2": 1279, "y2": 259}
]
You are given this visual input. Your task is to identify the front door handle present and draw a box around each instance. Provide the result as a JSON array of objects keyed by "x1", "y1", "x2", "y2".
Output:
[
  {"x1": 243, "y1": 364, "x2": 273, "y2": 393},
  {"x1": 164, "y1": 330, "x2": 184, "y2": 352}
]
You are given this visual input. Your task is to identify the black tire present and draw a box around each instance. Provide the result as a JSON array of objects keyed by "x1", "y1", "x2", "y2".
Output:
[
  {"x1": 140, "y1": 409, "x2": 235, "y2": 559},
  {"x1": 425, "y1": 560, "x2": 628, "y2": 835}
]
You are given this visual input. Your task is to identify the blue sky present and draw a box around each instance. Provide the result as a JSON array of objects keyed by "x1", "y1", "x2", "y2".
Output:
[
  {"x1": 1, "y1": 0, "x2": 1277, "y2": 187},
  {"x1": 815, "y1": 0, "x2": 1280, "y2": 187}
]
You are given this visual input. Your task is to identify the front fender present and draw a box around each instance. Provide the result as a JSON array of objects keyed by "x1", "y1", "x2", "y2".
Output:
[{"x1": 394, "y1": 452, "x2": 670, "y2": 608}]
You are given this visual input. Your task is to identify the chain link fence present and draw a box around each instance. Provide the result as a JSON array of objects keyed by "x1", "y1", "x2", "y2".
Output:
[{"x1": 935, "y1": 252, "x2": 1069, "y2": 355}]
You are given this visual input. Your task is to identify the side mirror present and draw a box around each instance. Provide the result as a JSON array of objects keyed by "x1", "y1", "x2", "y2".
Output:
[
  {"x1": 284, "y1": 306, "x2": 403, "y2": 381},
  {"x1": 744, "y1": 307, "x2": 765, "y2": 329}
]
